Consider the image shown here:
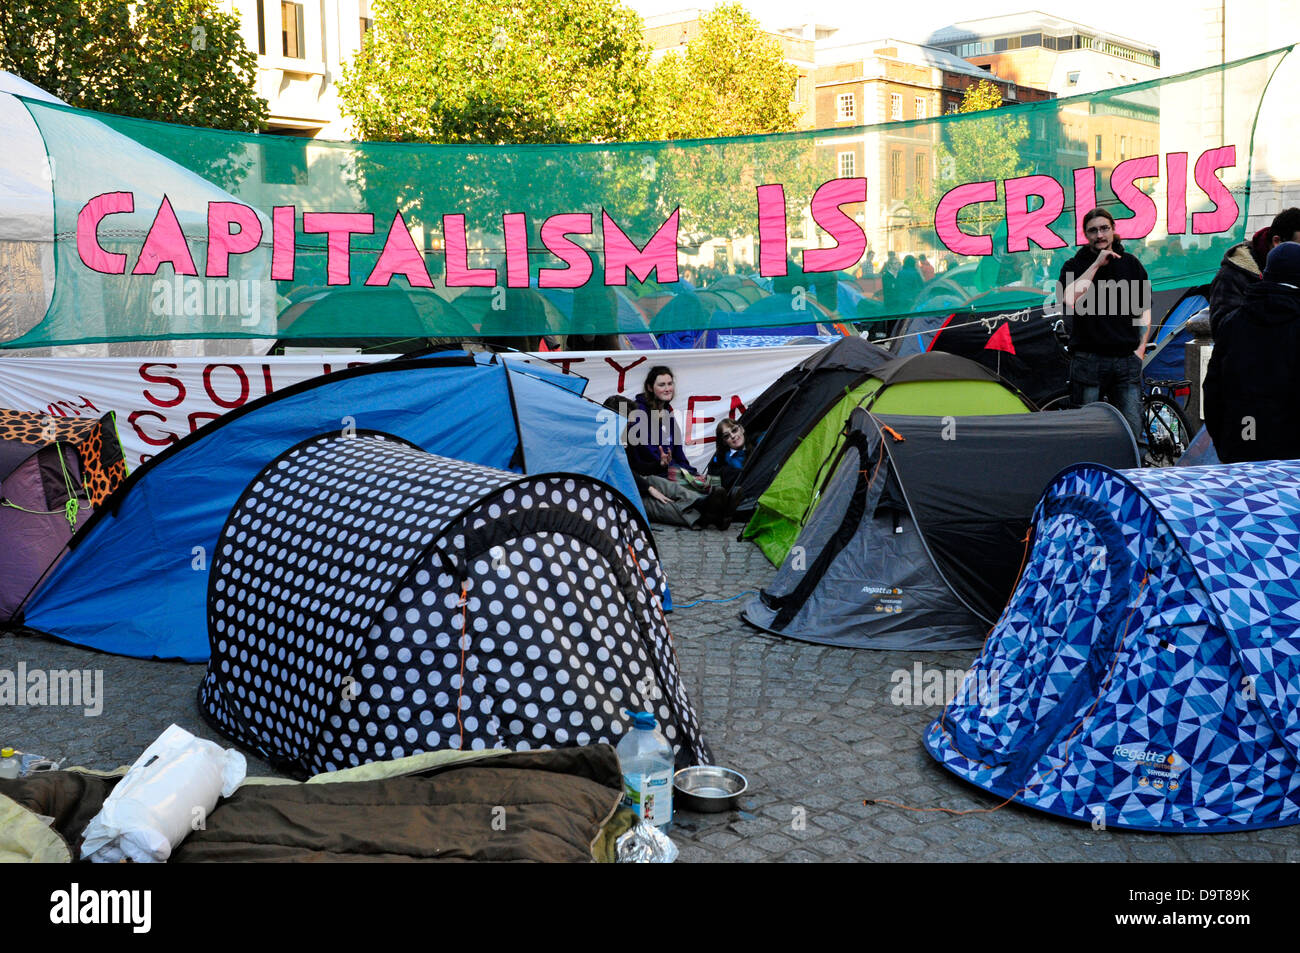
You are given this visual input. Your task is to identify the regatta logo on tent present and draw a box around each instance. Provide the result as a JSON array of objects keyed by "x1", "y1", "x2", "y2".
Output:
[
  {"x1": 149, "y1": 276, "x2": 262, "y2": 327},
  {"x1": 890, "y1": 662, "x2": 1000, "y2": 713},
  {"x1": 0, "y1": 662, "x2": 103, "y2": 716},
  {"x1": 1113, "y1": 746, "x2": 1178, "y2": 767}
]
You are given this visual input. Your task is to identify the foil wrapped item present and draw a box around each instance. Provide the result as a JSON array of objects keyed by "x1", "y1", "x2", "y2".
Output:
[{"x1": 616, "y1": 821, "x2": 679, "y2": 863}]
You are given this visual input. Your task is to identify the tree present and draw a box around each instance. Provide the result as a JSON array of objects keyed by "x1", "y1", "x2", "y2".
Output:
[
  {"x1": 0, "y1": 0, "x2": 268, "y2": 132},
  {"x1": 642, "y1": 3, "x2": 801, "y2": 140},
  {"x1": 928, "y1": 80, "x2": 1030, "y2": 237},
  {"x1": 339, "y1": 0, "x2": 652, "y2": 144}
]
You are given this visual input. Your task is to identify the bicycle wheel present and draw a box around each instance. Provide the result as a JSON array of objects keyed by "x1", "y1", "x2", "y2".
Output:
[
  {"x1": 1143, "y1": 394, "x2": 1193, "y2": 467},
  {"x1": 1038, "y1": 390, "x2": 1072, "y2": 411}
]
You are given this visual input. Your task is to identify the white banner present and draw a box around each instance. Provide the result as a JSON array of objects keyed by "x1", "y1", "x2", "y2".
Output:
[
  {"x1": 0, "y1": 355, "x2": 388, "y2": 469},
  {"x1": 0, "y1": 345, "x2": 822, "y2": 471},
  {"x1": 505, "y1": 345, "x2": 822, "y2": 470}
]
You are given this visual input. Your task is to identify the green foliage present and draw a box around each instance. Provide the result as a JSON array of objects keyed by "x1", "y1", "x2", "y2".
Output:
[
  {"x1": 0, "y1": 0, "x2": 268, "y2": 132},
  {"x1": 638, "y1": 4, "x2": 810, "y2": 241},
  {"x1": 642, "y1": 2, "x2": 801, "y2": 140},
  {"x1": 930, "y1": 79, "x2": 1030, "y2": 234},
  {"x1": 340, "y1": 0, "x2": 651, "y2": 144}
]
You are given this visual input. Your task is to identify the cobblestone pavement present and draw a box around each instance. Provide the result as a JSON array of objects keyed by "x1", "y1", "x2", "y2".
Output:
[{"x1": 3, "y1": 523, "x2": 1295, "y2": 862}]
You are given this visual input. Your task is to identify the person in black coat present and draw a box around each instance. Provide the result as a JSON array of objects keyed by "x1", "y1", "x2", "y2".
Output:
[
  {"x1": 1203, "y1": 241, "x2": 1300, "y2": 463},
  {"x1": 1207, "y1": 207, "x2": 1300, "y2": 339}
]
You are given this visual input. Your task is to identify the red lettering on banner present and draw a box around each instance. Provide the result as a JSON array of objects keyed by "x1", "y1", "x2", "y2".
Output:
[
  {"x1": 729, "y1": 395, "x2": 747, "y2": 419},
  {"x1": 547, "y1": 357, "x2": 586, "y2": 375},
  {"x1": 262, "y1": 364, "x2": 275, "y2": 395},
  {"x1": 188, "y1": 411, "x2": 222, "y2": 433},
  {"x1": 605, "y1": 356, "x2": 647, "y2": 393},
  {"x1": 128, "y1": 409, "x2": 180, "y2": 447},
  {"x1": 686, "y1": 395, "x2": 720, "y2": 445},
  {"x1": 203, "y1": 363, "x2": 251, "y2": 409},
  {"x1": 140, "y1": 363, "x2": 185, "y2": 408}
]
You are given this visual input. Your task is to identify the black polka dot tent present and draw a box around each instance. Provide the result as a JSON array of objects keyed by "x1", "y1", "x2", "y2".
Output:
[{"x1": 199, "y1": 432, "x2": 710, "y2": 778}]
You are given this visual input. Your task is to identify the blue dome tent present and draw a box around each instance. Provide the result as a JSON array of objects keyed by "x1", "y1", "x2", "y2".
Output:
[
  {"x1": 16, "y1": 353, "x2": 644, "y2": 661},
  {"x1": 925, "y1": 461, "x2": 1300, "y2": 832}
]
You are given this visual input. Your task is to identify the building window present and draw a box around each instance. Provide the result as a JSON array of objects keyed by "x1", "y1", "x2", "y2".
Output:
[
  {"x1": 914, "y1": 97, "x2": 926, "y2": 119},
  {"x1": 1067, "y1": 71, "x2": 1080, "y2": 86},
  {"x1": 1120, "y1": 136, "x2": 1127, "y2": 160},
  {"x1": 890, "y1": 150, "x2": 902, "y2": 196},
  {"x1": 890, "y1": 93, "x2": 902, "y2": 120},
  {"x1": 255, "y1": 0, "x2": 266, "y2": 55},
  {"x1": 914, "y1": 154, "x2": 926, "y2": 192},
  {"x1": 837, "y1": 92, "x2": 855, "y2": 121},
  {"x1": 1094, "y1": 134, "x2": 1103, "y2": 161},
  {"x1": 281, "y1": 1, "x2": 304, "y2": 59},
  {"x1": 793, "y1": 76, "x2": 809, "y2": 104},
  {"x1": 838, "y1": 152, "x2": 856, "y2": 179}
]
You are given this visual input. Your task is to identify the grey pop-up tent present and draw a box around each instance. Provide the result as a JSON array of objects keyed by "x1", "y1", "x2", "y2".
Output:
[{"x1": 742, "y1": 404, "x2": 1139, "y2": 650}]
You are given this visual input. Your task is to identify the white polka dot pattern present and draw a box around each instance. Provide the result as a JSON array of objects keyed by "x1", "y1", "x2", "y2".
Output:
[{"x1": 199, "y1": 432, "x2": 709, "y2": 777}]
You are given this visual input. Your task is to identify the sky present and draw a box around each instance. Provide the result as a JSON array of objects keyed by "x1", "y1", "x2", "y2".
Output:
[{"x1": 625, "y1": 1, "x2": 1235, "y2": 76}]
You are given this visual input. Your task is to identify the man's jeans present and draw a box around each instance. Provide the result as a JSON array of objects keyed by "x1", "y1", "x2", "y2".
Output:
[{"x1": 1071, "y1": 351, "x2": 1146, "y2": 448}]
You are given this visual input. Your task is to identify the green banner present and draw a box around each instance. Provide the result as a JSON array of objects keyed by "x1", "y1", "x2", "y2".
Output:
[{"x1": 6, "y1": 45, "x2": 1291, "y2": 347}]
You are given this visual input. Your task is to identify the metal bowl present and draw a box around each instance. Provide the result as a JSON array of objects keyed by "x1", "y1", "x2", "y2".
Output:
[{"x1": 674, "y1": 765, "x2": 748, "y2": 813}]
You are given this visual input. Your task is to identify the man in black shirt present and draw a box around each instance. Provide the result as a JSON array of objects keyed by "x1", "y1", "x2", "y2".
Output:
[{"x1": 1058, "y1": 207, "x2": 1152, "y2": 447}]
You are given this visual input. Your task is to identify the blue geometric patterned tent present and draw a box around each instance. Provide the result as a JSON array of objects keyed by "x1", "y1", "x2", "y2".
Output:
[{"x1": 925, "y1": 461, "x2": 1300, "y2": 832}]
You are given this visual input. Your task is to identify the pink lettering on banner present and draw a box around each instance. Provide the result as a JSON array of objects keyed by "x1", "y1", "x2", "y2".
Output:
[
  {"x1": 139, "y1": 363, "x2": 185, "y2": 408},
  {"x1": 605, "y1": 356, "x2": 647, "y2": 393},
  {"x1": 1110, "y1": 155, "x2": 1159, "y2": 240},
  {"x1": 1166, "y1": 153, "x2": 1189, "y2": 235},
  {"x1": 366, "y1": 211, "x2": 434, "y2": 288},
  {"x1": 1073, "y1": 167, "x2": 1098, "y2": 245},
  {"x1": 206, "y1": 202, "x2": 263, "y2": 278},
  {"x1": 203, "y1": 363, "x2": 251, "y2": 409},
  {"x1": 131, "y1": 196, "x2": 198, "y2": 276},
  {"x1": 803, "y1": 178, "x2": 867, "y2": 273},
  {"x1": 77, "y1": 192, "x2": 134, "y2": 274},
  {"x1": 1004, "y1": 175, "x2": 1067, "y2": 253},
  {"x1": 539, "y1": 213, "x2": 594, "y2": 289},
  {"x1": 756, "y1": 183, "x2": 789, "y2": 277},
  {"x1": 1192, "y1": 145, "x2": 1239, "y2": 235},
  {"x1": 936, "y1": 181, "x2": 996, "y2": 256},
  {"x1": 503, "y1": 213, "x2": 530, "y2": 288},
  {"x1": 303, "y1": 212, "x2": 374, "y2": 285},
  {"x1": 271, "y1": 206, "x2": 296, "y2": 280},
  {"x1": 686, "y1": 395, "x2": 721, "y2": 445},
  {"x1": 602, "y1": 209, "x2": 679, "y2": 285},
  {"x1": 442, "y1": 214, "x2": 496, "y2": 287}
]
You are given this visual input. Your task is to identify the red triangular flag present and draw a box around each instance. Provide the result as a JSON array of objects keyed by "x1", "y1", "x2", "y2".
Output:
[{"x1": 985, "y1": 322, "x2": 1016, "y2": 355}]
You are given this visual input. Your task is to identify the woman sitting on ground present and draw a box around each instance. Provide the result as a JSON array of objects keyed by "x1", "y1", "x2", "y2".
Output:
[
  {"x1": 629, "y1": 365, "x2": 717, "y2": 490},
  {"x1": 606, "y1": 388, "x2": 726, "y2": 530}
]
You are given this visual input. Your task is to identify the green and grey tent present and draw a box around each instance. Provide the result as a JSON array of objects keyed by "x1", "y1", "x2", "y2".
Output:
[
  {"x1": 742, "y1": 404, "x2": 1139, "y2": 649},
  {"x1": 742, "y1": 351, "x2": 1034, "y2": 566}
]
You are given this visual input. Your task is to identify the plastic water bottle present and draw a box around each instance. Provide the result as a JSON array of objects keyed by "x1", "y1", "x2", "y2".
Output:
[
  {"x1": 617, "y1": 710, "x2": 674, "y2": 829},
  {"x1": 0, "y1": 748, "x2": 20, "y2": 780}
]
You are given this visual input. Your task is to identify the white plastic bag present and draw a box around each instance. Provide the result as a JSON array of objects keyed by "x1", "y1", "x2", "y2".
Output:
[{"x1": 82, "y1": 724, "x2": 245, "y2": 863}]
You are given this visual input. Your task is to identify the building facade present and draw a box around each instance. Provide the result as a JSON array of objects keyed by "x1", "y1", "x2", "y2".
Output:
[
  {"x1": 929, "y1": 12, "x2": 1160, "y2": 96},
  {"x1": 808, "y1": 39, "x2": 1053, "y2": 257},
  {"x1": 221, "y1": 0, "x2": 369, "y2": 138}
]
